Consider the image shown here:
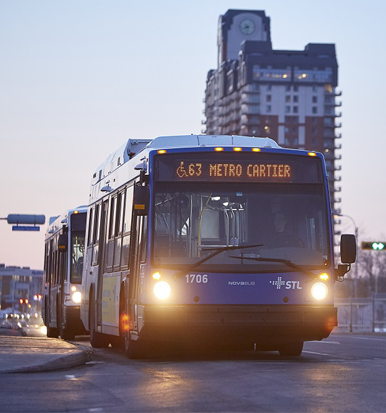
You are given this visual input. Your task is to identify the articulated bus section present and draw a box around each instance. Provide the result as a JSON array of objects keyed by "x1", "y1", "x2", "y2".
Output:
[{"x1": 43, "y1": 207, "x2": 87, "y2": 340}]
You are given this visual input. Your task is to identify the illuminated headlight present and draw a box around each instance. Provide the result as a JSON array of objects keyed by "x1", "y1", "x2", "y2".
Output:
[
  {"x1": 72, "y1": 291, "x2": 82, "y2": 304},
  {"x1": 153, "y1": 281, "x2": 171, "y2": 300},
  {"x1": 311, "y1": 282, "x2": 328, "y2": 300}
]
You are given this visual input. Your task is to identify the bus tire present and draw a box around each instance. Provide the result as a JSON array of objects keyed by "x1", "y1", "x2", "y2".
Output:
[
  {"x1": 124, "y1": 331, "x2": 146, "y2": 359},
  {"x1": 278, "y1": 341, "x2": 303, "y2": 356},
  {"x1": 57, "y1": 297, "x2": 75, "y2": 340},
  {"x1": 45, "y1": 300, "x2": 58, "y2": 338},
  {"x1": 89, "y1": 294, "x2": 109, "y2": 348},
  {"x1": 47, "y1": 326, "x2": 59, "y2": 338}
]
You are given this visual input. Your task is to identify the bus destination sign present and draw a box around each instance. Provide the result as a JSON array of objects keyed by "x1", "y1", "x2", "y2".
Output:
[{"x1": 174, "y1": 160, "x2": 293, "y2": 182}]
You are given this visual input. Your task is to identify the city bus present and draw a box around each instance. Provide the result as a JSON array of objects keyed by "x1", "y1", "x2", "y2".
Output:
[
  {"x1": 43, "y1": 206, "x2": 87, "y2": 339},
  {"x1": 81, "y1": 135, "x2": 356, "y2": 357}
]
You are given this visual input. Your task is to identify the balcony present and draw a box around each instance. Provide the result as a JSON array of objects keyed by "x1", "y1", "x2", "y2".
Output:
[{"x1": 325, "y1": 90, "x2": 342, "y2": 97}]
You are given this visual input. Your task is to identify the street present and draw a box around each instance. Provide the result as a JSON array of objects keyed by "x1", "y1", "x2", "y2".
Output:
[{"x1": 0, "y1": 333, "x2": 385, "y2": 412}]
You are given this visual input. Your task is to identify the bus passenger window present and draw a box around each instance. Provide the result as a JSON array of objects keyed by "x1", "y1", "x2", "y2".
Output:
[{"x1": 87, "y1": 208, "x2": 94, "y2": 246}]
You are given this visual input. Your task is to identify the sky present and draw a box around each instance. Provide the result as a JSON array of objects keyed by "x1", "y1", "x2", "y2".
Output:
[{"x1": 1, "y1": 0, "x2": 385, "y2": 270}]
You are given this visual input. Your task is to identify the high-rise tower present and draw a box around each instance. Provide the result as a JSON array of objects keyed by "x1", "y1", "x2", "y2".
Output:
[{"x1": 204, "y1": 9, "x2": 342, "y2": 211}]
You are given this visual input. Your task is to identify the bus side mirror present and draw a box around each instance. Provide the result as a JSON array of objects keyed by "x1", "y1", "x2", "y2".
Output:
[
  {"x1": 341, "y1": 234, "x2": 356, "y2": 264},
  {"x1": 133, "y1": 185, "x2": 149, "y2": 216},
  {"x1": 58, "y1": 233, "x2": 68, "y2": 252}
]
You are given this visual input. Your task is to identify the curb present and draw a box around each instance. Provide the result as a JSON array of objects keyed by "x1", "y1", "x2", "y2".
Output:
[{"x1": 1, "y1": 348, "x2": 89, "y2": 374}]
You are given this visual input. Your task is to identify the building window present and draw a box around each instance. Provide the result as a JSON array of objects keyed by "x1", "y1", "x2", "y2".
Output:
[
  {"x1": 286, "y1": 85, "x2": 291, "y2": 92},
  {"x1": 324, "y1": 118, "x2": 333, "y2": 126},
  {"x1": 312, "y1": 96, "x2": 318, "y2": 103},
  {"x1": 266, "y1": 105, "x2": 271, "y2": 113},
  {"x1": 266, "y1": 95, "x2": 271, "y2": 102},
  {"x1": 285, "y1": 106, "x2": 290, "y2": 113},
  {"x1": 312, "y1": 107, "x2": 318, "y2": 114},
  {"x1": 285, "y1": 95, "x2": 290, "y2": 103},
  {"x1": 293, "y1": 86, "x2": 298, "y2": 92},
  {"x1": 293, "y1": 95, "x2": 298, "y2": 103},
  {"x1": 293, "y1": 106, "x2": 298, "y2": 113}
]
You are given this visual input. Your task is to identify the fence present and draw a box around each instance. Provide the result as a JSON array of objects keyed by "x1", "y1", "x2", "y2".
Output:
[{"x1": 335, "y1": 294, "x2": 386, "y2": 333}]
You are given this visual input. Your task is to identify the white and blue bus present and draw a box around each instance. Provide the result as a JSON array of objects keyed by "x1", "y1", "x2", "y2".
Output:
[
  {"x1": 43, "y1": 206, "x2": 87, "y2": 339},
  {"x1": 81, "y1": 135, "x2": 356, "y2": 357}
]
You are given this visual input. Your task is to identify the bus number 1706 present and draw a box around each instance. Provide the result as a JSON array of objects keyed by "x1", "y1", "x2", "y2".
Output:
[{"x1": 185, "y1": 274, "x2": 208, "y2": 284}]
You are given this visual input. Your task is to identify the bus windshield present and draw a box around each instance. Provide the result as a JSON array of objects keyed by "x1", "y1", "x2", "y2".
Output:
[{"x1": 152, "y1": 182, "x2": 330, "y2": 272}]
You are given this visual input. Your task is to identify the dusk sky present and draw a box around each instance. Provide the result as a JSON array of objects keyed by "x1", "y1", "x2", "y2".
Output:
[{"x1": 1, "y1": 0, "x2": 385, "y2": 270}]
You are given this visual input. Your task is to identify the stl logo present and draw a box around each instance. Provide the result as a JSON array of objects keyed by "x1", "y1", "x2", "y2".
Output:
[{"x1": 270, "y1": 277, "x2": 285, "y2": 289}]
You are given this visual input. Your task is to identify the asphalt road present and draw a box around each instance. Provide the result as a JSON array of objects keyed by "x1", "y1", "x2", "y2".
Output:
[{"x1": 0, "y1": 333, "x2": 385, "y2": 413}]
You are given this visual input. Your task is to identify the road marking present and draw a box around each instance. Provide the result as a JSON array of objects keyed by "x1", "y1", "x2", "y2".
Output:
[
  {"x1": 344, "y1": 336, "x2": 386, "y2": 342},
  {"x1": 311, "y1": 340, "x2": 341, "y2": 345},
  {"x1": 303, "y1": 350, "x2": 332, "y2": 357}
]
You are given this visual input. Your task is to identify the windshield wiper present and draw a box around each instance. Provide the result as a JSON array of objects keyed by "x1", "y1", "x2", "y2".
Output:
[
  {"x1": 173, "y1": 244, "x2": 263, "y2": 279},
  {"x1": 229, "y1": 255, "x2": 316, "y2": 279}
]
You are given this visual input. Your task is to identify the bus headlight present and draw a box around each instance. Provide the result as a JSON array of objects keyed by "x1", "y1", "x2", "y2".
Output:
[
  {"x1": 72, "y1": 291, "x2": 82, "y2": 304},
  {"x1": 311, "y1": 282, "x2": 328, "y2": 300},
  {"x1": 154, "y1": 281, "x2": 171, "y2": 300}
]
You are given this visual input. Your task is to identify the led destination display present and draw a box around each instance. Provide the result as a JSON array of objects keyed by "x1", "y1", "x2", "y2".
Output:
[
  {"x1": 155, "y1": 153, "x2": 322, "y2": 183},
  {"x1": 174, "y1": 161, "x2": 292, "y2": 181}
]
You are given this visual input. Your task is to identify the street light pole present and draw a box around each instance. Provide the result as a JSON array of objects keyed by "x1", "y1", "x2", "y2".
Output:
[{"x1": 335, "y1": 213, "x2": 358, "y2": 298}]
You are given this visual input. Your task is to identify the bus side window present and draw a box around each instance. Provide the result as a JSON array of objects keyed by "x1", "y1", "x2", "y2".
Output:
[
  {"x1": 87, "y1": 208, "x2": 94, "y2": 247},
  {"x1": 92, "y1": 204, "x2": 101, "y2": 266},
  {"x1": 106, "y1": 196, "x2": 116, "y2": 271},
  {"x1": 122, "y1": 185, "x2": 133, "y2": 269},
  {"x1": 113, "y1": 191, "x2": 124, "y2": 270},
  {"x1": 53, "y1": 247, "x2": 58, "y2": 286}
]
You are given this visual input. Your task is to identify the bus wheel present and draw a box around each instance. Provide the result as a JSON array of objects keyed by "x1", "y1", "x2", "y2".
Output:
[
  {"x1": 89, "y1": 295, "x2": 109, "y2": 348},
  {"x1": 278, "y1": 341, "x2": 303, "y2": 356},
  {"x1": 60, "y1": 323, "x2": 75, "y2": 341},
  {"x1": 47, "y1": 326, "x2": 59, "y2": 338},
  {"x1": 46, "y1": 302, "x2": 58, "y2": 338},
  {"x1": 124, "y1": 331, "x2": 146, "y2": 359},
  {"x1": 58, "y1": 303, "x2": 75, "y2": 340}
]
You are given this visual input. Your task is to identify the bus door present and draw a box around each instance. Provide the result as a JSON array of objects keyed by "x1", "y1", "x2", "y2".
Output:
[
  {"x1": 58, "y1": 231, "x2": 68, "y2": 329},
  {"x1": 44, "y1": 240, "x2": 53, "y2": 325},
  {"x1": 96, "y1": 200, "x2": 109, "y2": 326},
  {"x1": 128, "y1": 215, "x2": 147, "y2": 331}
]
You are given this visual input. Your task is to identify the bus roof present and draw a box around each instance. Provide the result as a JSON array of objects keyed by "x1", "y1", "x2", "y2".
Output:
[
  {"x1": 46, "y1": 206, "x2": 87, "y2": 239},
  {"x1": 91, "y1": 135, "x2": 280, "y2": 185},
  {"x1": 147, "y1": 135, "x2": 280, "y2": 150}
]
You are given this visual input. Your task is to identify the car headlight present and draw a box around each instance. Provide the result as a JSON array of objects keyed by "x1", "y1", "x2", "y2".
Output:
[
  {"x1": 153, "y1": 281, "x2": 171, "y2": 300},
  {"x1": 311, "y1": 282, "x2": 328, "y2": 300},
  {"x1": 72, "y1": 291, "x2": 82, "y2": 304}
]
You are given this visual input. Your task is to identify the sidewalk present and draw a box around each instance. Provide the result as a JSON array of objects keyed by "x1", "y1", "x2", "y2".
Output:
[{"x1": 0, "y1": 335, "x2": 90, "y2": 374}]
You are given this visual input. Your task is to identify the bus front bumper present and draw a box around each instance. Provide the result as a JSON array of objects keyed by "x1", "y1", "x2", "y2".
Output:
[{"x1": 141, "y1": 304, "x2": 337, "y2": 345}]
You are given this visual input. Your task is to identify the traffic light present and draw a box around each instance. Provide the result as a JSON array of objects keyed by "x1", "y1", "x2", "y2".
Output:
[{"x1": 361, "y1": 241, "x2": 386, "y2": 251}]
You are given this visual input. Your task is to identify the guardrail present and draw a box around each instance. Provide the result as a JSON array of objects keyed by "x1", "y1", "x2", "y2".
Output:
[{"x1": 335, "y1": 294, "x2": 386, "y2": 333}]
